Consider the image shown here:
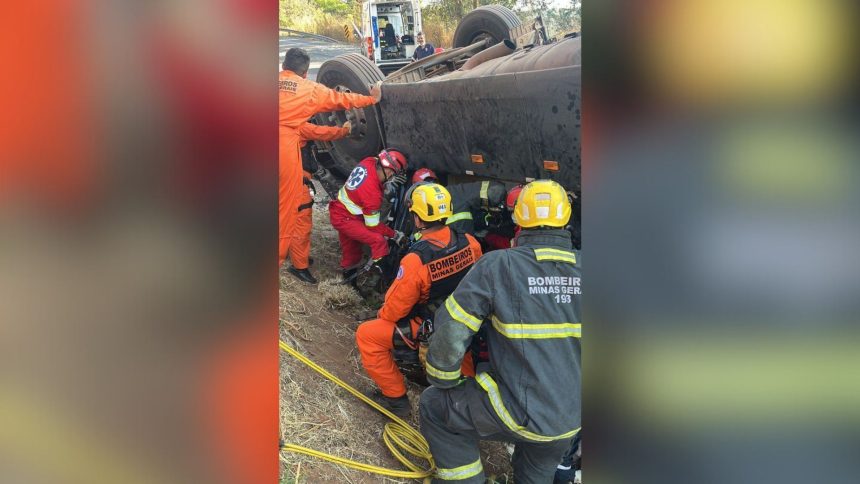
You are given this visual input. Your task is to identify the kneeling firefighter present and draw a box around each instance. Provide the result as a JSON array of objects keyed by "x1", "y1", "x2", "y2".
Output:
[
  {"x1": 329, "y1": 149, "x2": 409, "y2": 280},
  {"x1": 446, "y1": 180, "x2": 508, "y2": 242},
  {"x1": 421, "y1": 180, "x2": 581, "y2": 483},
  {"x1": 355, "y1": 183, "x2": 483, "y2": 417}
]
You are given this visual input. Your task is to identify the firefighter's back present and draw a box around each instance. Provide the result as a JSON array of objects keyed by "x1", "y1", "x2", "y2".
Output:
[{"x1": 479, "y1": 241, "x2": 581, "y2": 439}]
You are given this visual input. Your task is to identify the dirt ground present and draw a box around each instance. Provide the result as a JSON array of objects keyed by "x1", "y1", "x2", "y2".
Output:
[{"x1": 279, "y1": 197, "x2": 514, "y2": 483}]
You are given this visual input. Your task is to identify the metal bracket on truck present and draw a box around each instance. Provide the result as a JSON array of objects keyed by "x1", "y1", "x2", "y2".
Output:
[{"x1": 509, "y1": 15, "x2": 549, "y2": 48}]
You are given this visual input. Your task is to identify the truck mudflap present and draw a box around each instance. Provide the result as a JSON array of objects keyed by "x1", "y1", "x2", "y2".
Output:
[{"x1": 378, "y1": 64, "x2": 581, "y2": 193}]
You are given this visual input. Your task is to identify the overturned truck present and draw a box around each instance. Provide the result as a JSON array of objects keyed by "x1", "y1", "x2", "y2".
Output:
[{"x1": 309, "y1": 4, "x2": 581, "y2": 247}]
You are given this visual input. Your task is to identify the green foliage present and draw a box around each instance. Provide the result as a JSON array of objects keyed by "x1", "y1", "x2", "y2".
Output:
[
  {"x1": 280, "y1": 0, "x2": 317, "y2": 31},
  {"x1": 517, "y1": 0, "x2": 581, "y2": 37},
  {"x1": 280, "y1": 0, "x2": 356, "y2": 39},
  {"x1": 537, "y1": 1, "x2": 582, "y2": 37},
  {"x1": 314, "y1": 0, "x2": 351, "y2": 15}
]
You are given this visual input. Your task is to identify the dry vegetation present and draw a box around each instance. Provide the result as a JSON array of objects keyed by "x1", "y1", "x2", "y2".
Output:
[
  {"x1": 419, "y1": 19, "x2": 455, "y2": 50},
  {"x1": 279, "y1": 195, "x2": 512, "y2": 482}
]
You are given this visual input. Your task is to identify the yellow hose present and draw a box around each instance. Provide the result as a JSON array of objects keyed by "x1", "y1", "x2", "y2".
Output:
[{"x1": 279, "y1": 339, "x2": 435, "y2": 480}]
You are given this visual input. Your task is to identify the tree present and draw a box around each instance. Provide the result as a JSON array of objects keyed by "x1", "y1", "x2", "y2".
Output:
[
  {"x1": 281, "y1": 0, "x2": 317, "y2": 30},
  {"x1": 314, "y1": 0, "x2": 350, "y2": 16}
]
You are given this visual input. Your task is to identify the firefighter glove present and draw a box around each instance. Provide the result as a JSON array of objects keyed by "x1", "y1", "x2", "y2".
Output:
[
  {"x1": 392, "y1": 230, "x2": 408, "y2": 247},
  {"x1": 391, "y1": 171, "x2": 408, "y2": 188}
]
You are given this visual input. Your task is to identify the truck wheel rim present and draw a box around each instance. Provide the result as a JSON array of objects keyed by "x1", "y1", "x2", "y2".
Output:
[
  {"x1": 332, "y1": 85, "x2": 369, "y2": 140},
  {"x1": 471, "y1": 31, "x2": 497, "y2": 46}
]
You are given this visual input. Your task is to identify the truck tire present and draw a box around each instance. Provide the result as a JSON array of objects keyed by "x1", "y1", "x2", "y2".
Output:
[
  {"x1": 452, "y1": 5, "x2": 522, "y2": 48},
  {"x1": 315, "y1": 54, "x2": 385, "y2": 177}
]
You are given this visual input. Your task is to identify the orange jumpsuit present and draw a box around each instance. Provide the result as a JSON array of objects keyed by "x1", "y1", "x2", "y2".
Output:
[
  {"x1": 279, "y1": 70, "x2": 376, "y2": 266},
  {"x1": 1, "y1": 3, "x2": 93, "y2": 212},
  {"x1": 355, "y1": 227, "x2": 483, "y2": 398},
  {"x1": 287, "y1": 122, "x2": 350, "y2": 270}
]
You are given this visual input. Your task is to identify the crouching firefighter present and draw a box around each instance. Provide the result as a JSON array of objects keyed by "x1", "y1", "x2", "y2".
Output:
[
  {"x1": 446, "y1": 180, "x2": 508, "y2": 244},
  {"x1": 329, "y1": 149, "x2": 409, "y2": 281},
  {"x1": 355, "y1": 183, "x2": 483, "y2": 417},
  {"x1": 420, "y1": 180, "x2": 581, "y2": 483}
]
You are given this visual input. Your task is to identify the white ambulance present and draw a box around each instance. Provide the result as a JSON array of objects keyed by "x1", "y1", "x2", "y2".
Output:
[{"x1": 358, "y1": 0, "x2": 423, "y2": 74}]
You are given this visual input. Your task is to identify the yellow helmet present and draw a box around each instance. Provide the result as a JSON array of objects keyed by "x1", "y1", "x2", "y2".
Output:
[
  {"x1": 408, "y1": 183, "x2": 452, "y2": 222},
  {"x1": 512, "y1": 180, "x2": 571, "y2": 228}
]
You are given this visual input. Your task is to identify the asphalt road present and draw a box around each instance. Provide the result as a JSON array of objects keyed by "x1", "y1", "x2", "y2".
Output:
[{"x1": 279, "y1": 36, "x2": 358, "y2": 81}]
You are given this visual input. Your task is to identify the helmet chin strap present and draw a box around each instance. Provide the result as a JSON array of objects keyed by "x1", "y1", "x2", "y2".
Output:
[
  {"x1": 377, "y1": 157, "x2": 392, "y2": 183},
  {"x1": 378, "y1": 149, "x2": 396, "y2": 183},
  {"x1": 416, "y1": 220, "x2": 431, "y2": 231}
]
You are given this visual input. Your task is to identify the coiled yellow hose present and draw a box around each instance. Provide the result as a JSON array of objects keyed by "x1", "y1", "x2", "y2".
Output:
[{"x1": 279, "y1": 339, "x2": 435, "y2": 480}]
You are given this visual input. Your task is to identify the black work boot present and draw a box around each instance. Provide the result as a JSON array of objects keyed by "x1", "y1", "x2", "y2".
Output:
[
  {"x1": 287, "y1": 267, "x2": 318, "y2": 284},
  {"x1": 366, "y1": 389, "x2": 411, "y2": 418},
  {"x1": 380, "y1": 394, "x2": 411, "y2": 419},
  {"x1": 341, "y1": 268, "x2": 357, "y2": 284}
]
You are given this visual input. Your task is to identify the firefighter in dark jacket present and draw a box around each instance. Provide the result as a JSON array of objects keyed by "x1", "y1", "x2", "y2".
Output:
[
  {"x1": 445, "y1": 181, "x2": 508, "y2": 237},
  {"x1": 420, "y1": 180, "x2": 581, "y2": 483},
  {"x1": 355, "y1": 183, "x2": 483, "y2": 417}
]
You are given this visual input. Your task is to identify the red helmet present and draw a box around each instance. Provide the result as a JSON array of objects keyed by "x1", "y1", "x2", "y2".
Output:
[
  {"x1": 506, "y1": 184, "x2": 524, "y2": 211},
  {"x1": 377, "y1": 149, "x2": 408, "y2": 171},
  {"x1": 412, "y1": 168, "x2": 438, "y2": 184}
]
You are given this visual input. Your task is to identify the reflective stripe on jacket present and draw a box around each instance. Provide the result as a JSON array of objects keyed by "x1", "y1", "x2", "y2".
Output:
[{"x1": 427, "y1": 228, "x2": 581, "y2": 441}]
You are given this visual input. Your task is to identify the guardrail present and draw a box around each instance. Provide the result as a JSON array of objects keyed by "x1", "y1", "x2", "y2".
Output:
[{"x1": 279, "y1": 28, "x2": 340, "y2": 44}]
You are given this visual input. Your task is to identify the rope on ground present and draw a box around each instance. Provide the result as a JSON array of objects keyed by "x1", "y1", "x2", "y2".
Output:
[{"x1": 279, "y1": 339, "x2": 435, "y2": 480}]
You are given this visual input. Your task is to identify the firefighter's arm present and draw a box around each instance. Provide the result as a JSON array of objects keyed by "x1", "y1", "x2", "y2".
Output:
[
  {"x1": 426, "y1": 255, "x2": 496, "y2": 388},
  {"x1": 378, "y1": 254, "x2": 427, "y2": 322},
  {"x1": 298, "y1": 122, "x2": 349, "y2": 142},
  {"x1": 361, "y1": 194, "x2": 396, "y2": 237},
  {"x1": 311, "y1": 83, "x2": 377, "y2": 112},
  {"x1": 366, "y1": 217, "x2": 396, "y2": 238}
]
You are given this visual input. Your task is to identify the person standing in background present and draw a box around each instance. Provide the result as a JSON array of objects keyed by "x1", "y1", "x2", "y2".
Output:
[{"x1": 412, "y1": 32, "x2": 435, "y2": 61}]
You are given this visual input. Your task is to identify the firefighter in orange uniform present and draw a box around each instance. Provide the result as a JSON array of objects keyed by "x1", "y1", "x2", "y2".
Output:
[
  {"x1": 280, "y1": 47, "x2": 381, "y2": 268},
  {"x1": 286, "y1": 121, "x2": 353, "y2": 284},
  {"x1": 355, "y1": 183, "x2": 483, "y2": 417}
]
